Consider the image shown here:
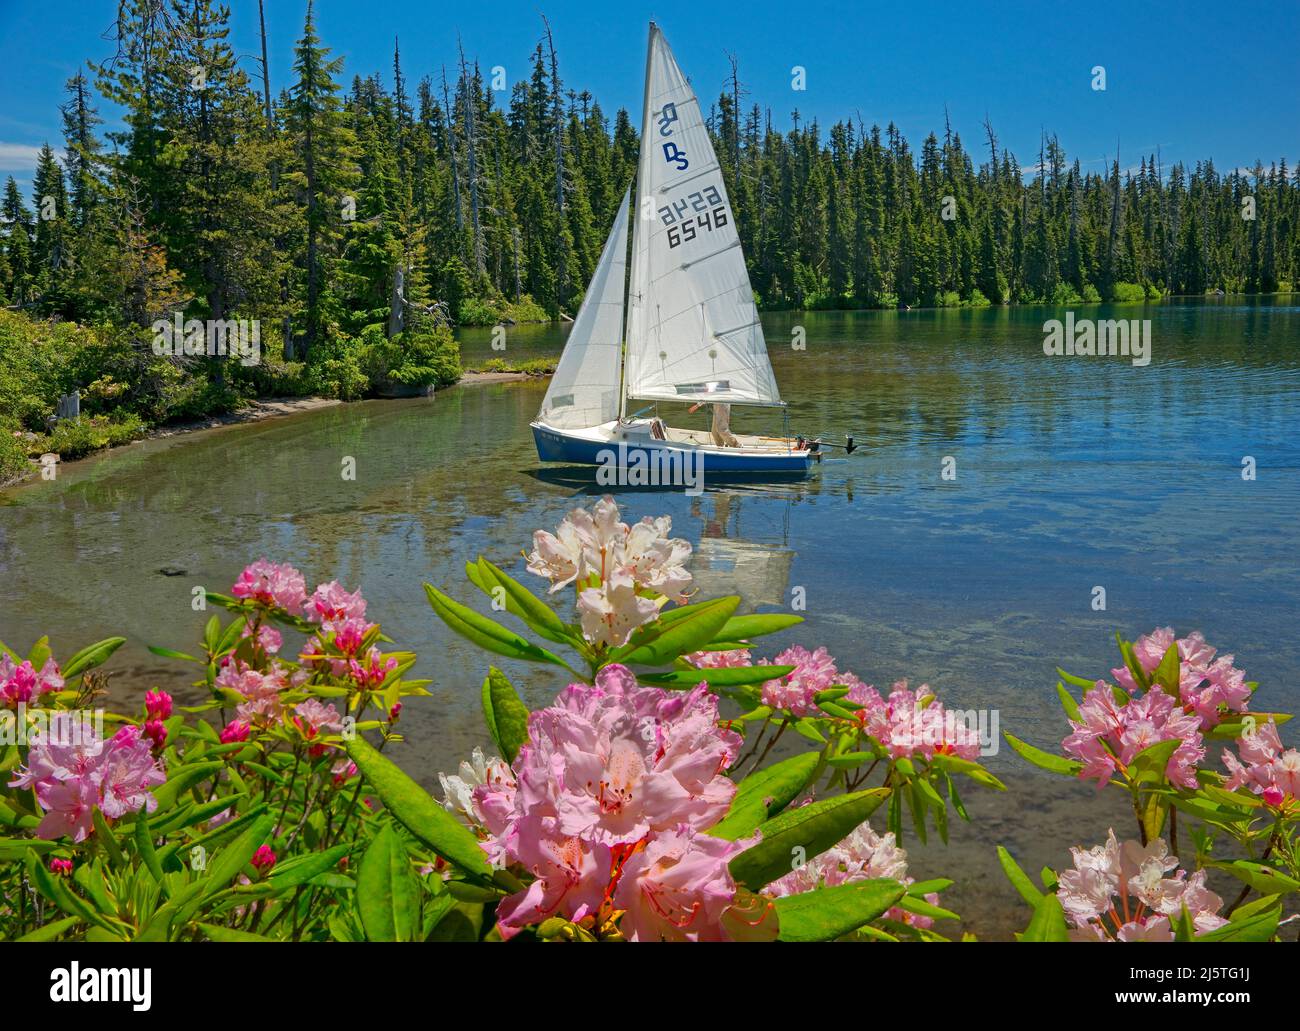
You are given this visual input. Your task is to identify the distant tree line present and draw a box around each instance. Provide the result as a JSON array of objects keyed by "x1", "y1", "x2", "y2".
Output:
[{"x1": 1, "y1": 0, "x2": 1295, "y2": 363}]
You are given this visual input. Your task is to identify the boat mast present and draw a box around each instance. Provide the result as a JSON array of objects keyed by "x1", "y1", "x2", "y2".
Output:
[{"x1": 620, "y1": 22, "x2": 657, "y2": 422}]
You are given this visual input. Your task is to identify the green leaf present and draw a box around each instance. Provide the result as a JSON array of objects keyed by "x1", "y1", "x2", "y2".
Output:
[
  {"x1": 1196, "y1": 904, "x2": 1280, "y2": 942},
  {"x1": 152, "y1": 760, "x2": 224, "y2": 810},
  {"x1": 1004, "y1": 733, "x2": 1083, "y2": 776},
  {"x1": 619, "y1": 596, "x2": 740, "y2": 667},
  {"x1": 713, "y1": 613, "x2": 804, "y2": 642},
  {"x1": 357, "y1": 824, "x2": 422, "y2": 941},
  {"x1": 1116, "y1": 634, "x2": 1151, "y2": 692},
  {"x1": 16, "y1": 916, "x2": 82, "y2": 941},
  {"x1": 60, "y1": 637, "x2": 126, "y2": 678},
  {"x1": 709, "y1": 752, "x2": 820, "y2": 840},
  {"x1": 134, "y1": 808, "x2": 165, "y2": 885},
  {"x1": 192, "y1": 812, "x2": 276, "y2": 904},
  {"x1": 91, "y1": 807, "x2": 125, "y2": 866},
  {"x1": 773, "y1": 879, "x2": 906, "y2": 941},
  {"x1": 640, "y1": 664, "x2": 793, "y2": 688},
  {"x1": 424, "y1": 584, "x2": 574, "y2": 671},
  {"x1": 1209, "y1": 861, "x2": 1300, "y2": 896},
  {"x1": 345, "y1": 735, "x2": 493, "y2": 882},
  {"x1": 196, "y1": 923, "x2": 272, "y2": 942},
  {"x1": 1056, "y1": 667, "x2": 1094, "y2": 691},
  {"x1": 1022, "y1": 893, "x2": 1069, "y2": 942},
  {"x1": 729, "y1": 788, "x2": 889, "y2": 889},
  {"x1": 267, "y1": 844, "x2": 351, "y2": 892},
  {"x1": 1152, "y1": 643, "x2": 1182, "y2": 696},
  {"x1": 473, "y1": 558, "x2": 572, "y2": 645},
  {"x1": 147, "y1": 645, "x2": 201, "y2": 662},
  {"x1": 1055, "y1": 682, "x2": 1082, "y2": 721},
  {"x1": 1130, "y1": 738, "x2": 1181, "y2": 785},
  {"x1": 481, "y1": 667, "x2": 530, "y2": 764},
  {"x1": 997, "y1": 845, "x2": 1044, "y2": 904}
]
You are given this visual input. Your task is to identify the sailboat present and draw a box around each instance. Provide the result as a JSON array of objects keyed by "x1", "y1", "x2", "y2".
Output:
[{"x1": 531, "y1": 22, "x2": 816, "y2": 477}]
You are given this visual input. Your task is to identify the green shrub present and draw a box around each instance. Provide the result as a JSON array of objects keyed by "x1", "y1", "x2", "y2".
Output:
[
  {"x1": 361, "y1": 325, "x2": 462, "y2": 389},
  {"x1": 0, "y1": 431, "x2": 29, "y2": 483},
  {"x1": 1109, "y1": 282, "x2": 1147, "y2": 303},
  {"x1": 1082, "y1": 284, "x2": 1102, "y2": 303},
  {"x1": 40, "y1": 413, "x2": 148, "y2": 460},
  {"x1": 966, "y1": 288, "x2": 991, "y2": 307}
]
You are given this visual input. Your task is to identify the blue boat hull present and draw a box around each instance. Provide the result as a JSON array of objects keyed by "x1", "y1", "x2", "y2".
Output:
[{"x1": 532, "y1": 423, "x2": 814, "y2": 476}]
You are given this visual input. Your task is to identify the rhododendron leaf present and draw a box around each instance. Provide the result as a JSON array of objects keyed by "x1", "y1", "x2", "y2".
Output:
[
  {"x1": 482, "y1": 667, "x2": 529, "y2": 763},
  {"x1": 1004, "y1": 733, "x2": 1082, "y2": 776},
  {"x1": 15, "y1": 916, "x2": 82, "y2": 942},
  {"x1": 1196, "y1": 904, "x2": 1281, "y2": 942},
  {"x1": 642, "y1": 663, "x2": 792, "y2": 687},
  {"x1": 826, "y1": 751, "x2": 874, "y2": 769},
  {"x1": 618, "y1": 595, "x2": 740, "y2": 666},
  {"x1": 0, "y1": 837, "x2": 58, "y2": 860},
  {"x1": 772, "y1": 878, "x2": 906, "y2": 941},
  {"x1": 1021, "y1": 892, "x2": 1069, "y2": 941},
  {"x1": 997, "y1": 845, "x2": 1043, "y2": 904},
  {"x1": 358, "y1": 824, "x2": 422, "y2": 941},
  {"x1": 793, "y1": 718, "x2": 826, "y2": 744},
  {"x1": 344, "y1": 735, "x2": 494, "y2": 882},
  {"x1": 710, "y1": 751, "x2": 820, "y2": 839},
  {"x1": 152, "y1": 760, "x2": 224, "y2": 811},
  {"x1": 196, "y1": 923, "x2": 273, "y2": 942},
  {"x1": 91, "y1": 807, "x2": 125, "y2": 866},
  {"x1": 1130, "y1": 738, "x2": 1181, "y2": 785},
  {"x1": 59, "y1": 636, "x2": 126, "y2": 678},
  {"x1": 134, "y1": 809, "x2": 165, "y2": 885},
  {"x1": 1055, "y1": 682, "x2": 1081, "y2": 721},
  {"x1": 1056, "y1": 667, "x2": 1094, "y2": 691},
  {"x1": 897, "y1": 893, "x2": 959, "y2": 922},
  {"x1": 712, "y1": 613, "x2": 804, "y2": 642},
  {"x1": 198, "y1": 812, "x2": 275, "y2": 897},
  {"x1": 908, "y1": 878, "x2": 954, "y2": 895},
  {"x1": 148, "y1": 645, "x2": 201, "y2": 662},
  {"x1": 730, "y1": 787, "x2": 889, "y2": 889},
  {"x1": 1153, "y1": 642, "x2": 1182, "y2": 696},
  {"x1": 934, "y1": 755, "x2": 1006, "y2": 790},
  {"x1": 25, "y1": 635, "x2": 51, "y2": 669},
  {"x1": 474, "y1": 558, "x2": 573, "y2": 645},
  {"x1": 1209, "y1": 861, "x2": 1300, "y2": 895},
  {"x1": 424, "y1": 584, "x2": 575, "y2": 672},
  {"x1": 1207, "y1": 711, "x2": 1292, "y2": 739},
  {"x1": 905, "y1": 780, "x2": 928, "y2": 844},
  {"x1": 1115, "y1": 634, "x2": 1151, "y2": 691},
  {"x1": 265, "y1": 844, "x2": 350, "y2": 891}
]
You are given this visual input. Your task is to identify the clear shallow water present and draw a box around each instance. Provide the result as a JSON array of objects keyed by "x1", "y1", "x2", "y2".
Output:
[{"x1": 3, "y1": 298, "x2": 1298, "y2": 938}]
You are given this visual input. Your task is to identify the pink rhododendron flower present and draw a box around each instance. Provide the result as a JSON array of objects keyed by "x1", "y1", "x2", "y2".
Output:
[
  {"x1": 145, "y1": 690, "x2": 172, "y2": 721},
  {"x1": 231, "y1": 559, "x2": 308, "y2": 612},
  {"x1": 220, "y1": 720, "x2": 250, "y2": 744},
  {"x1": 1223, "y1": 719, "x2": 1300, "y2": 807},
  {"x1": 0, "y1": 655, "x2": 64, "y2": 707},
  {"x1": 1063, "y1": 681, "x2": 1205, "y2": 789},
  {"x1": 687, "y1": 648, "x2": 753, "y2": 669},
  {"x1": 613, "y1": 826, "x2": 755, "y2": 941},
  {"x1": 470, "y1": 664, "x2": 755, "y2": 939},
  {"x1": 761, "y1": 645, "x2": 839, "y2": 716},
  {"x1": 305, "y1": 581, "x2": 368, "y2": 628},
  {"x1": 347, "y1": 647, "x2": 398, "y2": 690},
  {"x1": 1112, "y1": 628, "x2": 1251, "y2": 729},
  {"x1": 331, "y1": 759, "x2": 358, "y2": 786},
  {"x1": 293, "y1": 698, "x2": 344, "y2": 738},
  {"x1": 217, "y1": 660, "x2": 299, "y2": 724},
  {"x1": 851, "y1": 680, "x2": 982, "y2": 761},
  {"x1": 49, "y1": 858, "x2": 73, "y2": 876},
  {"x1": 527, "y1": 497, "x2": 693, "y2": 646},
  {"x1": 767, "y1": 819, "x2": 939, "y2": 929},
  {"x1": 1057, "y1": 830, "x2": 1226, "y2": 941},
  {"x1": 143, "y1": 719, "x2": 168, "y2": 751},
  {"x1": 251, "y1": 845, "x2": 277, "y2": 873},
  {"x1": 9, "y1": 713, "x2": 165, "y2": 842},
  {"x1": 241, "y1": 623, "x2": 282, "y2": 654}
]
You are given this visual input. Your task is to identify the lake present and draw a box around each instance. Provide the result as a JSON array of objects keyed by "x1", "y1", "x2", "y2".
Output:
[{"x1": 3, "y1": 297, "x2": 1297, "y2": 938}]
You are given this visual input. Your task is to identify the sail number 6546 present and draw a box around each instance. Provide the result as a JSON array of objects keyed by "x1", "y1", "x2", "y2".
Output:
[{"x1": 663, "y1": 205, "x2": 729, "y2": 249}]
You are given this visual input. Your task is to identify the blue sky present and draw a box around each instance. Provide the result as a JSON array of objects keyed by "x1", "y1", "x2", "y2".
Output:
[{"x1": 1, "y1": 0, "x2": 1297, "y2": 193}]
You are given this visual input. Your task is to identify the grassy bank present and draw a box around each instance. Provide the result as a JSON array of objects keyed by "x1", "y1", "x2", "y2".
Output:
[{"x1": 0, "y1": 309, "x2": 463, "y2": 483}]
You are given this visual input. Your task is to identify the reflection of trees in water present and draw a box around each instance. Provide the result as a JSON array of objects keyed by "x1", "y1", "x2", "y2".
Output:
[{"x1": 688, "y1": 492, "x2": 795, "y2": 613}]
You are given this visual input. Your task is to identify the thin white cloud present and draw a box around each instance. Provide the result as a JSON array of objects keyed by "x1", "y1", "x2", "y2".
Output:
[{"x1": 0, "y1": 142, "x2": 46, "y2": 172}]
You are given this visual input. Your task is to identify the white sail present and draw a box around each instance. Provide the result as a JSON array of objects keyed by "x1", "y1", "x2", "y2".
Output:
[
  {"x1": 537, "y1": 187, "x2": 631, "y2": 428},
  {"x1": 624, "y1": 24, "x2": 781, "y2": 410}
]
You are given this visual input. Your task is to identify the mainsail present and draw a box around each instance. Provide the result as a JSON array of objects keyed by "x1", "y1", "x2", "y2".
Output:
[
  {"x1": 537, "y1": 187, "x2": 631, "y2": 428},
  {"x1": 623, "y1": 24, "x2": 781, "y2": 411}
]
